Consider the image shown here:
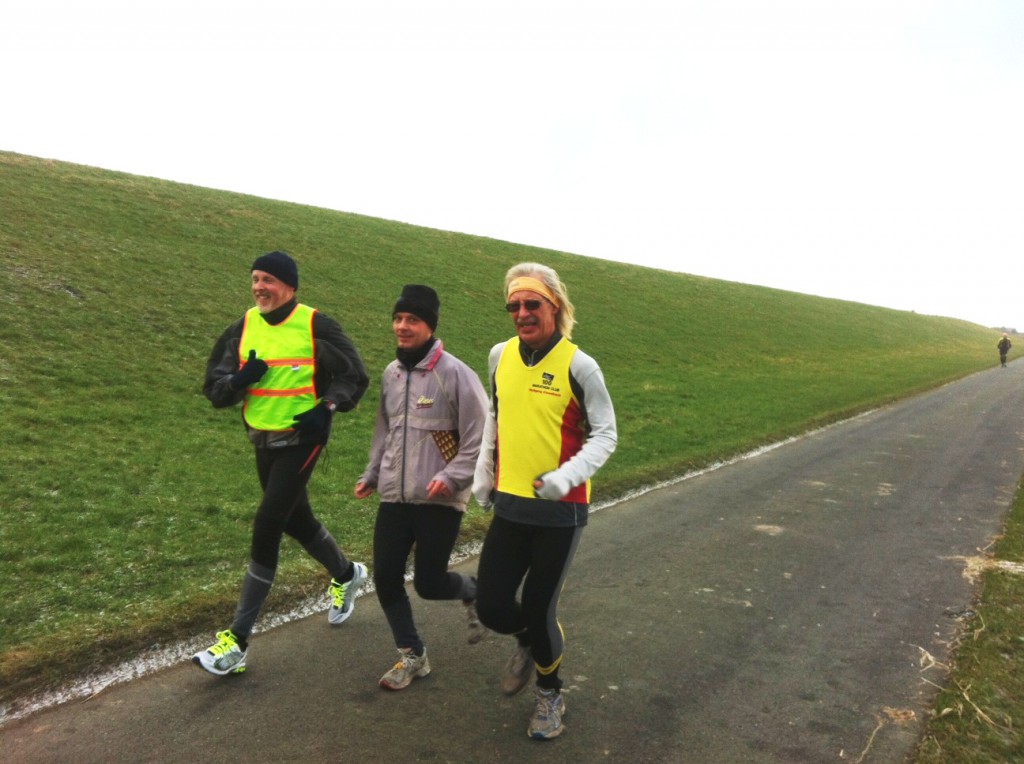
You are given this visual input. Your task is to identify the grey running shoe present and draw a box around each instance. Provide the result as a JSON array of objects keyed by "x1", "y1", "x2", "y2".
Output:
[
  {"x1": 528, "y1": 688, "x2": 566, "y2": 740},
  {"x1": 465, "y1": 601, "x2": 488, "y2": 645},
  {"x1": 501, "y1": 644, "x2": 534, "y2": 696},
  {"x1": 192, "y1": 630, "x2": 247, "y2": 676},
  {"x1": 328, "y1": 562, "x2": 367, "y2": 625},
  {"x1": 379, "y1": 648, "x2": 431, "y2": 690}
]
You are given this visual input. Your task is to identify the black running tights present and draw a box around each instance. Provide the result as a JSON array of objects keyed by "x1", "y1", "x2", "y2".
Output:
[
  {"x1": 251, "y1": 443, "x2": 325, "y2": 571},
  {"x1": 373, "y1": 501, "x2": 470, "y2": 651},
  {"x1": 475, "y1": 516, "x2": 583, "y2": 690}
]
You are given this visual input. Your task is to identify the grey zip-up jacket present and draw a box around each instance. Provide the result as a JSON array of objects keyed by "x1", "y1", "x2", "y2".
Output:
[{"x1": 358, "y1": 340, "x2": 488, "y2": 511}]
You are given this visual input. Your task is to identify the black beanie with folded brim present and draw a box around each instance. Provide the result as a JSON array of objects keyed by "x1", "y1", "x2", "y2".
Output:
[
  {"x1": 393, "y1": 284, "x2": 440, "y2": 331},
  {"x1": 252, "y1": 251, "x2": 299, "y2": 290}
]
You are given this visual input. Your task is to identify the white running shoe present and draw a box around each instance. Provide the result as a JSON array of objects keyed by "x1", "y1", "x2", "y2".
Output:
[
  {"x1": 379, "y1": 648, "x2": 431, "y2": 690},
  {"x1": 528, "y1": 688, "x2": 566, "y2": 740},
  {"x1": 328, "y1": 562, "x2": 367, "y2": 625},
  {"x1": 192, "y1": 630, "x2": 247, "y2": 676}
]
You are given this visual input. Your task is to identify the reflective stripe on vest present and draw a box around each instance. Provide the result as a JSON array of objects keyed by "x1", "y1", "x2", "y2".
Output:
[{"x1": 239, "y1": 304, "x2": 317, "y2": 430}]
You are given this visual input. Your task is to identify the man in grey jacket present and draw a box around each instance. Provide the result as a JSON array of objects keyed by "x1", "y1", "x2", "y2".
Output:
[{"x1": 355, "y1": 284, "x2": 489, "y2": 690}]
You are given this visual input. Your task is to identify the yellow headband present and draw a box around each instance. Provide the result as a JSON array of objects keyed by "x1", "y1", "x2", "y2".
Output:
[{"x1": 506, "y1": 276, "x2": 560, "y2": 308}]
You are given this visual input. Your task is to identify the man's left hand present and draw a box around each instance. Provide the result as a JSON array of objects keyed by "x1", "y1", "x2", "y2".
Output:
[
  {"x1": 426, "y1": 479, "x2": 452, "y2": 500},
  {"x1": 533, "y1": 471, "x2": 573, "y2": 501},
  {"x1": 291, "y1": 401, "x2": 333, "y2": 440}
]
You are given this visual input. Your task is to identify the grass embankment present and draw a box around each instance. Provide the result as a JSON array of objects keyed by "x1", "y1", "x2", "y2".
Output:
[
  {"x1": 911, "y1": 477, "x2": 1024, "y2": 763},
  {"x1": 0, "y1": 150, "x2": 1006, "y2": 709}
]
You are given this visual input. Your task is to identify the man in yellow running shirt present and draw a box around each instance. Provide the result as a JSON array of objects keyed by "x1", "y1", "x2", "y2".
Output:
[{"x1": 473, "y1": 262, "x2": 617, "y2": 740}]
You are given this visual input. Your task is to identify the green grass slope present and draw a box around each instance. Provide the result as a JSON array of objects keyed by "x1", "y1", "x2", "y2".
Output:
[{"x1": 0, "y1": 150, "x2": 1003, "y2": 702}]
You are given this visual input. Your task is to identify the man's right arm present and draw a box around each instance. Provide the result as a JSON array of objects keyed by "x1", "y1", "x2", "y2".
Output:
[{"x1": 203, "y1": 320, "x2": 247, "y2": 409}]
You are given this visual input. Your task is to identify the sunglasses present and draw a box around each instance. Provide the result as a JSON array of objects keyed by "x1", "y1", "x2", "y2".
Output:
[{"x1": 504, "y1": 299, "x2": 545, "y2": 313}]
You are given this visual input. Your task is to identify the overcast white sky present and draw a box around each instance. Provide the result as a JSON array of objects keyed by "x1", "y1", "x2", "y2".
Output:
[{"x1": 4, "y1": 1, "x2": 1022, "y2": 329}]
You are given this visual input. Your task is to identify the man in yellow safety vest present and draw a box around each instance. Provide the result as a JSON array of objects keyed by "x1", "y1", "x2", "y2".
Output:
[{"x1": 193, "y1": 250, "x2": 370, "y2": 676}]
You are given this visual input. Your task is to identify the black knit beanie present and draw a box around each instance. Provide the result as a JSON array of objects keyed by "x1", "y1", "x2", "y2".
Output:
[
  {"x1": 393, "y1": 284, "x2": 440, "y2": 331},
  {"x1": 251, "y1": 251, "x2": 299, "y2": 290}
]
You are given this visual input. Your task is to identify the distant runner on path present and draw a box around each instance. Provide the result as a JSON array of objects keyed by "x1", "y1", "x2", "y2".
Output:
[{"x1": 998, "y1": 333, "x2": 1012, "y2": 367}]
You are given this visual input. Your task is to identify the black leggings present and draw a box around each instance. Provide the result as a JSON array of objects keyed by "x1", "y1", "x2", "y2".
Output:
[
  {"x1": 252, "y1": 443, "x2": 325, "y2": 570},
  {"x1": 475, "y1": 516, "x2": 583, "y2": 691},
  {"x1": 373, "y1": 502, "x2": 471, "y2": 651},
  {"x1": 229, "y1": 444, "x2": 350, "y2": 640}
]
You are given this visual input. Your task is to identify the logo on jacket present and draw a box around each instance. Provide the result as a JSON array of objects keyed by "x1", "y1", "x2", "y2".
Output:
[{"x1": 416, "y1": 395, "x2": 435, "y2": 409}]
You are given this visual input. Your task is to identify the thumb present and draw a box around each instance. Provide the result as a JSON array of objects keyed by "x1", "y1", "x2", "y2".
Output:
[{"x1": 247, "y1": 349, "x2": 257, "y2": 362}]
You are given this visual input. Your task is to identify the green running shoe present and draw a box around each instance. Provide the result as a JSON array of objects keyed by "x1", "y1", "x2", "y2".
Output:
[
  {"x1": 192, "y1": 630, "x2": 247, "y2": 676},
  {"x1": 328, "y1": 562, "x2": 367, "y2": 624}
]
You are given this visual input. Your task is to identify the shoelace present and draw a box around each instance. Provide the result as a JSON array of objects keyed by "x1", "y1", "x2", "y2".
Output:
[
  {"x1": 210, "y1": 631, "x2": 237, "y2": 656},
  {"x1": 392, "y1": 652, "x2": 419, "y2": 671},
  {"x1": 536, "y1": 693, "x2": 558, "y2": 718},
  {"x1": 330, "y1": 581, "x2": 348, "y2": 608}
]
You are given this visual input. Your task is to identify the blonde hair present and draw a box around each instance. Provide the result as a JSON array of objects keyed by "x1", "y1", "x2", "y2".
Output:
[{"x1": 504, "y1": 262, "x2": 576, "y2": 340}]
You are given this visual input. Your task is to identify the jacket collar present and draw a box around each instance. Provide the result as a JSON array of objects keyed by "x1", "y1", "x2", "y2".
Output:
[
  {"x1": 517, "y1": 331, "x2": 562, "y2": 366},
  {"x1": 397, "y1": 337, "x2": 444, "y2": 371}
]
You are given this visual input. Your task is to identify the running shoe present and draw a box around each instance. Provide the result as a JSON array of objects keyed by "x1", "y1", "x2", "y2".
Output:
[
  {"x1": 192, "y1": 630, "x2": 247, "y2": 676},
  {"x1": 328, "y1": 562, "x2": 367, "y2": 625},
  {"x1": 501, "y1": 644, "x2": 534, "y2": 696},
  {"x1": 464, "y1": 600, "x2": 488, "y2": 645},
  {"x1": 379, "y1": 647, "x2": 432, "y2": 690},
  {"x1": 528, "y1": 687, "x2": 566, "y2": 740}
]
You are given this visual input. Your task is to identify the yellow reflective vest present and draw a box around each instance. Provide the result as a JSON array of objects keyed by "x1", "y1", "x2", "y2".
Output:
[{"x1": 239, "y1": 304, "x2": 317, "y2": 430}]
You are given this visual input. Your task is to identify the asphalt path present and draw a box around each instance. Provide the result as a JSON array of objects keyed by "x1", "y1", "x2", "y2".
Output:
[{"x1": 4, "y1": 362, "x2": 1024, "y2": 764}]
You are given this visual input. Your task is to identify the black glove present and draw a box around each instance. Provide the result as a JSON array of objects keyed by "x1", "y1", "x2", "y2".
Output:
[
  {"x1": 291, "y1": 401, "x2": 334, "y2": 441},
  {"x1": 230, "y1": 349, "x2": 268, "y2": 390}
]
